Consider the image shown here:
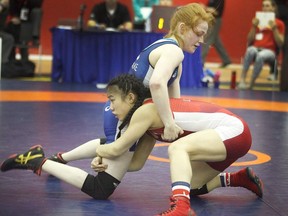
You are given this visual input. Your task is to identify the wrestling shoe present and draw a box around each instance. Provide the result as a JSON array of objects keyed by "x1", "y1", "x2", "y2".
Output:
[
  {"x1": 49, "y1": 152, "x2": 67, "y2": 164},
  {"x1": 238, "y1": 167, "x2": 263, "y2": 198},
  {"x1": 155, "y1": 196, "x2": 196, "y2": 216},
  {"x1": 0, "y1": 145, "x2": 47, "y2": 176}
]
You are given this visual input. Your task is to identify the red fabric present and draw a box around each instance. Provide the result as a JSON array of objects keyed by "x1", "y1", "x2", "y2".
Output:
[
  {"x1": 172, "y1": 189, "x2": 190, "y2": 198},
  {"x1": 253, "y1": 18, "x2": 285, "y2": 52}
]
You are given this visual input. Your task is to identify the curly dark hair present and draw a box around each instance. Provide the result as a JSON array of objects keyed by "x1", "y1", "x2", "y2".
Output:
[{"x1": 107, "y1": 74, "x2": 151, "y2": 138}]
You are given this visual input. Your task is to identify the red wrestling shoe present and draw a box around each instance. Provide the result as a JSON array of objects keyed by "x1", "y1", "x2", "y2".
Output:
[
  {"x1": 237, "y1": 167, "x2": 263, "y2": 198},
  {"x1": 155, "y1": 196, "x2": 196, "y2": 216}
]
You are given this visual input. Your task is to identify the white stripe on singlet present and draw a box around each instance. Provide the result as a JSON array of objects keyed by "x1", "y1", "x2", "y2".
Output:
[{"x1": 173, "y1": 112, "x2": 244, "y2": 141}]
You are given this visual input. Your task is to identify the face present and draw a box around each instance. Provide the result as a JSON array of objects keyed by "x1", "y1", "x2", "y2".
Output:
[
  {"x1": 1, "y1": 0, "x2": 9, "y2": 7},
  {"x1": 262, "y1": 0, "x2": 275, "y2": 12},
  {"x1": 159, "y1": 0, "x2": 173, "y2": 6},
  {"x1": 181, "y1": 21, "x2": 208, "y2": 53},
  {"x1": 107, "y1": 86, "x2": 135, "y2": 121}
]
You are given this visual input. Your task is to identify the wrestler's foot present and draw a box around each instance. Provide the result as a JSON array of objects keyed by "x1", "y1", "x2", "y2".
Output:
[
  {"x1": 49, "y1": 152, "x2": 67, "y2": 164},
  {"x1": 155, "y1": 196, "x2": 196, "y2": 216},
  {"x1": 1, "y1": 145, "x2": 47, "y2": 176},
  {"x1": 237, "y1": 167, "x2": 263, "y2": 198},
  {"x1": 237, "y1": 82, "x2": 249, "y2": 90}
]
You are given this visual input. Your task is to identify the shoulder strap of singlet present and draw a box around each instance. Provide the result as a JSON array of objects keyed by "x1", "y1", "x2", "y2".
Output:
[
  {"x1": 142, "y1": 38, "x2": 179, "y2": 52},
  {"x1": 143, "y1": 98, "x2": 153, "y2": 105}
]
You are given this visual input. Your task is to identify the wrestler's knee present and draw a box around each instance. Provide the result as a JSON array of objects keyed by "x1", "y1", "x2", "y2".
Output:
[{"x1": 168, "y1": 140, "x2": 189, "y2": 156}]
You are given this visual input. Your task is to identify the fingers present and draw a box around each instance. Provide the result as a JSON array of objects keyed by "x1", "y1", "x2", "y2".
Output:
[
  {"x1": 252, "y1": 18, "x2": 259, "y2": 27},
  {"x1": 179, "y1": 129, "x2": 184, "y2": 135},
  {"x1": 161, "y1": 124, "x2": 184, "y2": 141},
  {"x1": 268, "y1": 20, "x2": 276, "y2": 29},
  {"x1": 161, "y1": 134, "x2": 175, "y2": 142},
  {"x1": 91, "y1": 164, "x2": 108, "y2": 172},
  {"x1": 90, "y1": 157, "x2": 108, "y2": 172},
  {"x1": 91, "y1": 163, "x2": 108, "y2": 172}
]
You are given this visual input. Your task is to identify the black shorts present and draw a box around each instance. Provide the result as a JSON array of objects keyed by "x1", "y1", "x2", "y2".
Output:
[{"x1": 81, "y1": 172, "x2": 121, "y2": 200}]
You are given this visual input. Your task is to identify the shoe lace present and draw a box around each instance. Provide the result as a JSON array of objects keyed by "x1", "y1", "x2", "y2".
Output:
[
  {"x1": 159, "y1": 197, "x2": 177, "y2": 215},
  {"x1": 15, "y1": 151, "x2": 43, "y2": 164}
]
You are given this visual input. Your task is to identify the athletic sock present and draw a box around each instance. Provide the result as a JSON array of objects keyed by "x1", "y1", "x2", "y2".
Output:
[
  {"x1": 220, "y1": 172, "x2": 231, "y2": 187},
  {"x1": 172, "y1": 181, "x2": 190, "y2": 199}
]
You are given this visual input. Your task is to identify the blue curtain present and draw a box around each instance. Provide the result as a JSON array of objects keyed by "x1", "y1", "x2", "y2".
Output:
[{"x1": 51, "y1": 28, "x2": 203, "y2": 88}]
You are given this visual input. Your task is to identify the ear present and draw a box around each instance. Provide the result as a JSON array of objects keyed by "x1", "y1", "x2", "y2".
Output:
[
  {"x1": 127, "y1": 92, "x2": 137, "y2": 104},
  {"x1": 178, "y1": 22, "x2": 186, "y2": 35}
]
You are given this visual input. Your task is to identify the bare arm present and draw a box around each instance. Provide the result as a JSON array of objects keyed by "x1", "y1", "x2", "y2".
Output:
[
  {"x1": 128, "y1": 133, "x2": 156, "y2": 172},
  {"x1": 247, "y1": 18, "x2": 259, "y2": 45},
  {"x1": 168, "y1": 64, "x2": 182, "y2": 98},
  {"x1": 149, "y1": 45, "x2": 184, "y2": 141},
  {"x1": 96, "y1": 104, "x2": 157, "y2": 158},
  {"x1": 269, "y1": 20, "x2": 284, "y2": 48},
  {"x1": 87, "y1": 19, "x2": 106, "y2": 29}
]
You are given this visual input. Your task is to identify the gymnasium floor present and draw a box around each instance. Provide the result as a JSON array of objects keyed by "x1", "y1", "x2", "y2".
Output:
[{"x1": 0, "y1": 76, "x2": 288, "y2": 216}]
